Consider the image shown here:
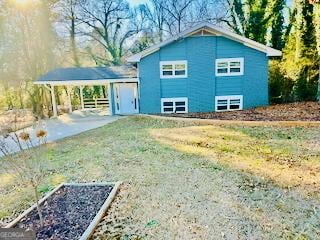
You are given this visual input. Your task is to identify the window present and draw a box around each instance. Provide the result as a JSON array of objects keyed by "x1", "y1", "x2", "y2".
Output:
[
  {"x1": 215, "y1": 95, "x2": 243, "y2": 111},
  {"x1": 161, "y1": 98, "x2": 188, "y2": 113},
  {"x1": 215, "y1": 58, "x2": 244, "y2": 76},
  {"x1": 160, "y1": 61, "x2": 187, "y2": 78}
]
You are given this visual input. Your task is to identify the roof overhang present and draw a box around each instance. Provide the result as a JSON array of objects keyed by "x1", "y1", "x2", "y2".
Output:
[
  {"x1": 34, "y1": 78, "x2": 139, "y2": 86},
  {"x1": 127, "y1": 23, "x2": 282, "y2": 63}
]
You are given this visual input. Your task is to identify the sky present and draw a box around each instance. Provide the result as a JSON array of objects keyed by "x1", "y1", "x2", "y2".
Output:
[{"x1": 127, "y1": 0, "x2": 148, "y2": 6}]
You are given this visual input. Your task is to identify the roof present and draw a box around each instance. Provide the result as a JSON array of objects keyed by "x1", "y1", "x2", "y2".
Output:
[
  {"x1": 37, "y1": 66, "x2": 137, "y2": 82},
  {"x1": 127, "y1": 22, "x2": 282, "y2": 63}
]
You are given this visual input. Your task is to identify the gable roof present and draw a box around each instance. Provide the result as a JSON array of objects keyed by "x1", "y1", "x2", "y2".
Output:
[
  {"x1": 37, "y1": 66, "x2": 136, "y2": 82},
  {"x1": 127, "y1": 22, "x2": 282, "y2": 63}
]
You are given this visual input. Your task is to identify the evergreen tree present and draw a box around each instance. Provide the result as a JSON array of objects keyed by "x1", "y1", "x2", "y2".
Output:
[
  {"x1": 309, "y1": 0, "x2": 320, "y2": 100},
  {"x1": 269, "y1": 0, "x2": 285, "y2": 50},
  {"x1": 282, "y1": 0, "x2": 319, "y2": 101},
  {"x1": 226, "y1": 0, "x2": 271, "y2": 44}
]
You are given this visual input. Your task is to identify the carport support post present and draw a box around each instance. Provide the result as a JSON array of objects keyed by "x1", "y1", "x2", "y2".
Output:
[
  {"x1": 51, "y1": 85, "x2": 58, "y2": 118},
  {"x1": 80, "y1": 86, "x2": 84, "y2": 110},
  {"x1": 107, "y1": 83, "x2": 113, "y2": 115},
  {"x1": 67, "y1": 86, "x2": 72, "y2": 113}
]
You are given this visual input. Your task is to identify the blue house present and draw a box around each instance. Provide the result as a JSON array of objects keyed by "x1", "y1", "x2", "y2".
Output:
[{"x1": 36, "y1": 23, "x2": 281, "y2": 116}]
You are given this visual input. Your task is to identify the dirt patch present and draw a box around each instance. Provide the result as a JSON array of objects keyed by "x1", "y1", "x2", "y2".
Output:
[
  {"x1": 16, "y1": 185, "x2": 113, "y2": 240},
  {"x1": 166, "y1": 102, "x2": 320, "y2": 121}
]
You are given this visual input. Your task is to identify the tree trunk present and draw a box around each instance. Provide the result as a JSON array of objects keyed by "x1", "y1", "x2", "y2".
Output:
[
  {"x1": 33, "y1": 185, "x2": 44, "y2": 227},
  {"x1": 70, "y1": 4, "x2": 80, "y2": 67}
]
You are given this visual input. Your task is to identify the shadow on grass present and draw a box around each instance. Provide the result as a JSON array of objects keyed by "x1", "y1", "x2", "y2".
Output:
[{"x1": 149, "y1": 124, "x2": 320, "y2": 199}]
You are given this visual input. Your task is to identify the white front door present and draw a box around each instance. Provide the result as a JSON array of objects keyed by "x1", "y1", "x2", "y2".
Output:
[{"x1": 114, "y1": 83, "x2": 138, "y2": 114}]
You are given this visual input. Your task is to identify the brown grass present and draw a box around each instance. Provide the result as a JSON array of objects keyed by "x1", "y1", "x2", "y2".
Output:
[{"x1": 0, "y1": 116, "x2": 319, "y2": 239}]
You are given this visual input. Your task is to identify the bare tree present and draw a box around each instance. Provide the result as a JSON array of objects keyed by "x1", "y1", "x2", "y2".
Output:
[
  {"x1": 162, "y1": 0, "x2": 195, "y2": 35},
  {"x1": 76, "y1": 0, "x2": 141, "y2": 65},
  {"x1": 56, "y1": 0, "x2": 82, "y2": 66},
  {"x1": 0, "y1": 118, "x2": 48, "y2": 227},
  {"x1": 143, "y1": 0, "x2": 168, "y2": 41}
]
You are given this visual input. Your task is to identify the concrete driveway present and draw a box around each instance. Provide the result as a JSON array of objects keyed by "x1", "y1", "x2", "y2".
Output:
[{"x1": 1, "y1": 111, "x2": 122, "y2": 155}]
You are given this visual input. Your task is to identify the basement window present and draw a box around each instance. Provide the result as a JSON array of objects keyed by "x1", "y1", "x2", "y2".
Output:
[
  {"x1": 216, "y1": 58, "x2": 244, "y2": 76},
  {"x1": 161, "y1": 98, "x2": 188, "y2": 113},
  {"x1": 160, "y1": 61, "x2": 187, "y2": 78},
  {"x1": 215, "y1": 95, "x2": 243, "y2": 111}
]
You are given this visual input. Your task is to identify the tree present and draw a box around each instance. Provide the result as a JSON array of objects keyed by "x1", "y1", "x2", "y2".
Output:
[
  {"x1": 226, "y1": 0, "x2": 272, "y2": 44},
  {"x1": 309, "y1": 0, "x2": 320, "y2": 100},
  {"x1": 76, "y1": 0, "x2": 141, "y2": 65},
  {"x1": 0, "y1": 0, "x2": 58, "y2": 115},
  {"x1": 143, "y1": 0, "x2": 168, "y2": 41},
  {"x1": 162, "y1": 0, "x2": 195, "y2": 35},
  {"x1": 0, "y1": 119, "x2": 48, "y2": 227},
  {"x1": 58, "y1": 0, "x2": 81, "y2": 66},
  {"x1": 281, "y1": 0, "x2": 318, "y2": 101},
  {"x1": 269, "y1": 0, "x2": 286, "y2": 50}
]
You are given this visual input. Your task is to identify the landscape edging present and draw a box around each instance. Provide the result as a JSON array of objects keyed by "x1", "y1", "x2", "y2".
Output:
[{"x1": 5, "y1": 181, "x2": 122, "y2": 240}]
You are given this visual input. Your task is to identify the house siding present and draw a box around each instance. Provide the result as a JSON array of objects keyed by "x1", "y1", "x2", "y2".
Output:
[{"x1": 139, "y1": 35, "x2": 269, "y2": 114}]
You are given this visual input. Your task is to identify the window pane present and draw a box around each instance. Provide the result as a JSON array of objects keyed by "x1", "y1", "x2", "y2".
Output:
[
  {"x1": 217, "y1": 105, "x2": 228, "y2": 110},
  {"x1": 217, "y1": 62, "x2": 228, "y2": 68},
  {"x1": 163, "y1": 102, "x2": 173, "y2": 106},
  {"x1": 217, "y1": 100, "x2": 228, "y2": 105},
  {"x1": 230, "y1": 68, "x2": 241, "y2": 73},
  {"x1": 217, "y1": 68, "x2": 228, "y2": 74},
  {"x1": 162, "y1": 64, "x2": 173, "y2": 70},
  {"x1": 175, "y1": 101, "x2": 185, "y2": 106},
  {"x1": 175, "y1": 70, "x2": 186, "y2": 76},
  {"x1": 175, "y1": 107, "x2": 186, "y2": 112},
  {"x1": 230, "y1": 61, "x2": 240, "y2": 67},
  {"x1": 163, "y1": 71, "x2": 173, "y2": 76},
  {"x1": 230, "y1": 99, "x2": 240, "y2": 104},
  {"x1": 164, "y1": 107, "x2": 174, "y2": 112},
  {"x1": 175, "y1": 64, "x2": 185, "y2": 70},
  {"x1": 230, "y1": 104, "x2": 240, "y2": 110}
]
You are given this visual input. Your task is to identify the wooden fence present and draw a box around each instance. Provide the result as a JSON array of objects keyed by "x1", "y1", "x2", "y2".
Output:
[{"x1": 83, "y1": 98, "x2": 109, "y2": 109}]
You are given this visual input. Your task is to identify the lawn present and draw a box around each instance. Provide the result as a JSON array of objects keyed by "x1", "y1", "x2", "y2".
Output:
[{"x1": 0, "y1": 116, "x2": 319, "y2": 239}]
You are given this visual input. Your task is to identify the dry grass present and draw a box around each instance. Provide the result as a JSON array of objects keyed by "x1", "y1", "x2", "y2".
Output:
[
  {"x1": 0, "y1": 109, "x2": 35, "y2": 132},
  {"x1": 0, "y1": 116, "x2": 319, "y2": 239},
  {"x1": 150, "y1": 125, "x2": 320, "y2": 198}
]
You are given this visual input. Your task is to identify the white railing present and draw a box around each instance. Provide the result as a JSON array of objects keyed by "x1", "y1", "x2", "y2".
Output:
[{"x1": 83, "y1": 98, "x2": 109, "y2": 109}]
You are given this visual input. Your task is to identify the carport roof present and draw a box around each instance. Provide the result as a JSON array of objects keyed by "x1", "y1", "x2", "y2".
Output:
[{"x1": 35, "y1": 66, "x2": 137, "y2": 85}]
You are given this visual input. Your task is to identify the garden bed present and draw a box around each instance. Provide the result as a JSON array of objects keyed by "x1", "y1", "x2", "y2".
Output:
[
  {"x1": 165, "y1": 101, "x2": 320, "y2": 121},
  {"x1": 6, "y1": 182, "x2": 121, "y2": 240}
]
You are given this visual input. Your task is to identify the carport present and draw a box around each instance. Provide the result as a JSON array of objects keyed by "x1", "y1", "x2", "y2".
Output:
[{"x1": 34, "y1": 66, "x2": 139, "y2": 117}]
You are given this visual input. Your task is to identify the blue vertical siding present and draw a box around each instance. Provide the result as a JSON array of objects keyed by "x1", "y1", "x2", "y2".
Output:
[
  {"x1": 187, "y1": 37, "x2": 216, "y2": 112},
  {"x1": 139, "y1": 52, "x2": 161, "y2": 113},
  {"x1": 139, "y1": 35, "x2": 269, "y2": 114},
  {"x1": 243, "y1": 48, "x2": 269, "y2": 108}
]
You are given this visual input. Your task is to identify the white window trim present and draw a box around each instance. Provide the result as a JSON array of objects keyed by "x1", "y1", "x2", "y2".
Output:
[
  {"x1": 161, "y1": 97, "x2": 188, "y2": 113},
  {"x1": 215, "y1": 58, "x2": 244, "y2": 77},
  {"x1": 215, "y1": 95, "x2": 243, "y2": 112},
  {"x1": 160, "y1": 60, "x2": 188, "y2": 79}
]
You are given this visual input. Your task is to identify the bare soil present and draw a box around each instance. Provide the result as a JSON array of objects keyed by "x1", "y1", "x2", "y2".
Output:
[
  {"x1": 166, "y1": 102, "x2": 320, "y2": 121},
  {"x1": 16, "y1": 185, "x2": 113, "y2": 240}
]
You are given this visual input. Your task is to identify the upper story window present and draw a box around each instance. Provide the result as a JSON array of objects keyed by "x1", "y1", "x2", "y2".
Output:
[
  {"x1": 215, "y1": 58, "x2": 244, "y2": 76},
  {"x1": 160, "y1": 61, "x2": 188, "y2": 79}
]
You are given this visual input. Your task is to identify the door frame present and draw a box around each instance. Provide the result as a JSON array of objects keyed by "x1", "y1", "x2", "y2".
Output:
[{"x1": 113, "y1": 83, "x2": 139, "y2": 115}]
